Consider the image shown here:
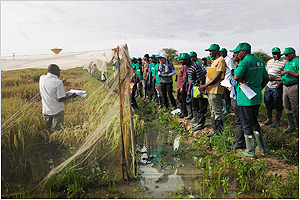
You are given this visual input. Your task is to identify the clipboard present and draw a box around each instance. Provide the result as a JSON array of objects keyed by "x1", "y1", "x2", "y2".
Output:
[{"x1": 193, "y1": 86, "x2": 207, "y2": 98}]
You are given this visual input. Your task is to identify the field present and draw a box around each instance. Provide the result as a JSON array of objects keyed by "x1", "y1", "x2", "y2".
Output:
[{"x1": 1, "y1": 66, "x2": 299, "y2": 198}]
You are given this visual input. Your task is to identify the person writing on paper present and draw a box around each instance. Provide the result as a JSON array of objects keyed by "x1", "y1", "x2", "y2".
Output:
[
  {"x1": 184, "y1": 53, "x2": 208, "y2": 131},
  {"x1": 279, "y1": 47, "x2": 299, "y2": 136},
  {"x1": 39, "y1": 64, "x2": 77, "y2": 131},
  {"x1": 199, "y1": 44, "x2": 226, "y2": 137},
  {"x1": 233, "y1": 42, "x2": 269, "y2": 158},
  {"x1": 263, "y1": 47, "x2": 287, "y2": 127}
]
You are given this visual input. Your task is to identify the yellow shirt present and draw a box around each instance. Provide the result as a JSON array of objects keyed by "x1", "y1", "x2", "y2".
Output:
[{"x1": 206, "y1": 56, "x2": 226, "y2": 94}]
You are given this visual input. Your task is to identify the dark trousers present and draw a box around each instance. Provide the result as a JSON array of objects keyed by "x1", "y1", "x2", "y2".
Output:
[
  {"x1": 161, "y1": 82, "x2": 176, "y2": 108},
  {"x1": 232, "y1": 100, "x2": 245, "y2": 147},
  {"x1": 264, "y1": 86, "x2": 283, "y2": 111},
  {"x1": 192, "y1": 96, "x2": 208, "y2": 114},
  {"x1": 177, "y1": 89, "x2": 188, "y2": 115},
  {"x1": 238, "y1": 105, "x2": 261, "y2": 135}
]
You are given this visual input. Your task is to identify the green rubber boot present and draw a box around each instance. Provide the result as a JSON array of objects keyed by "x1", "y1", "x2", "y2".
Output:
[
  {"x1": 284, "y1": 114, "x2": 296, "y2": 133},
  {"x1": 253, "y1": 131, "x2": 267, "y2": 155},
  {"x1": 239, "y1": 135, "x2": 256, "y2": 158},
  {"x1": 263, "y1": 109, "x2": 273, "y2": 125}
]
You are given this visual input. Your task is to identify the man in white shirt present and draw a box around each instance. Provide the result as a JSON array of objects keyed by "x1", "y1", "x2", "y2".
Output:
[
  {"x1": 39, "y1": 64, "x2": 77, "y2": 131},
  {"x1": 220, "y1": 48, "x2": 234, "y2": 115},
  {"x1": 263, "y1": 47, "x2": 287, "y2": 127}
]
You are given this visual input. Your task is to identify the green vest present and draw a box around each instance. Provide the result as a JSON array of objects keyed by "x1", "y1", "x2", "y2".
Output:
[
  {"x1": 235, "y1": 54, "x2": 269, "y2": 106},
  {"x1": 282, "y1": 57, "x2": 299, "y2": 85}
]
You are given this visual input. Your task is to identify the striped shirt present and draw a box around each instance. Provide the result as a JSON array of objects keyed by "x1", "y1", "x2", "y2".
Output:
[
  {"x1": 187, "y1": 61, "x2": 205, "y2": 87},
  {"x1": 266, "y1": 57, "x2": 287, "y2": 88}
]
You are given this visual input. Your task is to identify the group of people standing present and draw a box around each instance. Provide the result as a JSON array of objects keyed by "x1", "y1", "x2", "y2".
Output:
[{"x1": 130, "y1": 42, "x2": 298, "y2": 159}]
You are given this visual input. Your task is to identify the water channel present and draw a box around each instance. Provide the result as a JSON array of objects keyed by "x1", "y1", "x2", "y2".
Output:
[{"x1": 112, "y1": 110, "x2": 263, "y2": 199}]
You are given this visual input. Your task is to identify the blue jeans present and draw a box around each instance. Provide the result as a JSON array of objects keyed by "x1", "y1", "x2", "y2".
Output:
[
  {"x1": 264, "y1": 86, "x2": 283, "y2": 111},
  {"x1": 238, "y1": 105, "x2": 261, "y2": 135}
]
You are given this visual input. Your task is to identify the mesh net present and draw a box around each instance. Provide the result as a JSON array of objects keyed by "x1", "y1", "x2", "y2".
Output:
[{"x1": 1, "y1": 44, "x2": 136, "y2": 195}]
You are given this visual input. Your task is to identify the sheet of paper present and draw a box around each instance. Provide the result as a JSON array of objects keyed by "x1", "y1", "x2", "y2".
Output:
[
  {"x1": 220, "y1": 79, "x2": 232, "y2": 88},
  {"x1": 66, "y1": 89, "x2": 87, "y2": 97},
  {"x1": 239, "y1": 84, "x2": 257, "y2": 99},
  {"x1": 268, "y1": 73, "x2": 281, "y2": 78}
]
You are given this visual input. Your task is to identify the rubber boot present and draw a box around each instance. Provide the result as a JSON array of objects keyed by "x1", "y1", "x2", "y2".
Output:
[
  {"x1": 206, "y1": 117, "x2": 216, "y2": 137},
  {"x1": 215, "y1": 120, "x2": 223, "y2": 135},
  {"x1": 192, "y1": 113, "x2": 205, "y2": 131},
  {"x1": 189, "y1": 111, "x2": 198, "y2": 123},
  {"x1": 239, "y1": 135, "x2": 256, "y2": 158},
  {"x1": 185, "y1": 104, "x2": 193, "y2": 120},
  {"x1": 191, "y1": 113, "x2": 200, "y2": 128},
  {"x1": 284, "y1": 114, "x2": 296, "y2": 133},
  {"x1": 263, "y1": 109, "x2": 273, "y2": 125},
  {"x1": 253, "y1": 131, "x2": 267, "y2": 155},
  {"x1": 295, "y1": 114, "x2": 299, "y2": 138},
  {"x1": 158, "y1": 96, "x2": 163, "y2": 109},
  {"x1": 234, "y1": 125, "x2": 246, "y2": 149},
  {"x1": 154, "y1": 94, "x2": 159, "y2": 106},
  {"x1": 222, "y1": 99, "x2": 231, "y2": 115},
  {"x1": 270, "y1": 110, "x2": 282, "y2": 127}
]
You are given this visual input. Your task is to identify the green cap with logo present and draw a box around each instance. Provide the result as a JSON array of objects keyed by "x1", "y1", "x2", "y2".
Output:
[
  {"x1": 177, "y1": 53, "x2": 190, "y2": 60},
  {"x1": 205, "y1": 44, "x2": 220, "y2": 51},
  {"x1": 281, "y1": 47, "x2": 295, "y2": 55},
  {"x1": 271, "y1": 47, "x2": 281, "y2": 53},
  {"x1": 189, "y1": 51, "x2": 197, "y2": 57},
  {"x1": 220, "y1": 48, "x2": 227, "y2": 52}
]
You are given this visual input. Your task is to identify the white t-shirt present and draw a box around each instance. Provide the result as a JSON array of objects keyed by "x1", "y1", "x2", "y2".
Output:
[
  {"x1": 224, "y1": 56, "x2": 234, "y2": 80},
  {"x1": 39, "y1": 73, "x2": 66, "y2": 115}
]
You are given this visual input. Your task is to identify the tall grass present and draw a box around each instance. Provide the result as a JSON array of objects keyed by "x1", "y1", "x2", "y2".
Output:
[{"x1": 1, "y1": 67, "x2": 124, "y2": 196}]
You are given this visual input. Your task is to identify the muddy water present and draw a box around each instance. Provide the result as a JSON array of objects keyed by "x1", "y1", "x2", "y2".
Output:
[{"x1": 113, "y1": 122, "x2": 264, "y2": 199}]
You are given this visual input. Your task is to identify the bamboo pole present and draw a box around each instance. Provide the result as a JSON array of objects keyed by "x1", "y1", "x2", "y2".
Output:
[{"x1": 117, "y1": 47, "x2": 129, "y2": 181}]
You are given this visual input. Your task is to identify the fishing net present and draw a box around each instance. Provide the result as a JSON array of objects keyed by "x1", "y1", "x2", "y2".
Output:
[{"x1": 1, "y1": 44, "x2": 136, "y2": 196}]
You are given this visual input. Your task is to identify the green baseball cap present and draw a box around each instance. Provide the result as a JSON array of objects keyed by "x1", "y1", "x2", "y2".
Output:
[
  {"x1": 178, "y1": 53, "x2": 190, "y2": 60},
  {"x1": 220, "y1": 48, "x2": 227, "y2": 52},
  {"x1": 205, "y1": 44, "x2": 220, "y2": 51},
  {"x1": 137, "y1": 57, "x2": 141, "y2": 60},
  {"x1": 272, "y1": 47, "x2": 281, "y2": 53},
  {"x1": 230, "y1": 43, "x2": 242, "y2": 52},
  {"x1": 150, "y1": 54, "x2": 156, "y2": 58},
  {"x1": 238, "y1": 42, "x2": 251, "y2": 51},
  {"x1": 131, "y1": 57, "x2": 136, "y2": 61},
  {"x1": 281, "y1": 47, "x2": 295, "y2": 55},
  {"x1": 231, "y1": 42, "x2": 251, "y2": 52},
  {"x1": 189, "y1": 51, "x2": 197, "y2": 57},
  {"x1": 202, "y1": 57, "x2": 207, "y2": 60}
]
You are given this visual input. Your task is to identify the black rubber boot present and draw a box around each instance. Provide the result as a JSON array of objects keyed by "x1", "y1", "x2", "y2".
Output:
[
  {"x1": 206, "y1": 117, "x2": 216, "y2": 137},
  {"x1": 192, "y1": 113, "x2": 205, "y2": 131},
  {"x1": 189, "y1": 111, "x2": 198, "y2": 123},
  {"x1": 271, "y1": 110, "x2": 282, "y2": 127},
  {"x1": 235, "y1": 125, "x2": 246, "y2": 149},
  {"x1": 264, "y1": 109, "x2": 273, "y2": 125}
]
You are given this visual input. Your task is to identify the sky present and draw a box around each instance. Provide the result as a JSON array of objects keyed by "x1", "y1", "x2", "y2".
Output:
[{"x1": 1, "y1": 0, "x2": 299, "y2": 59}]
